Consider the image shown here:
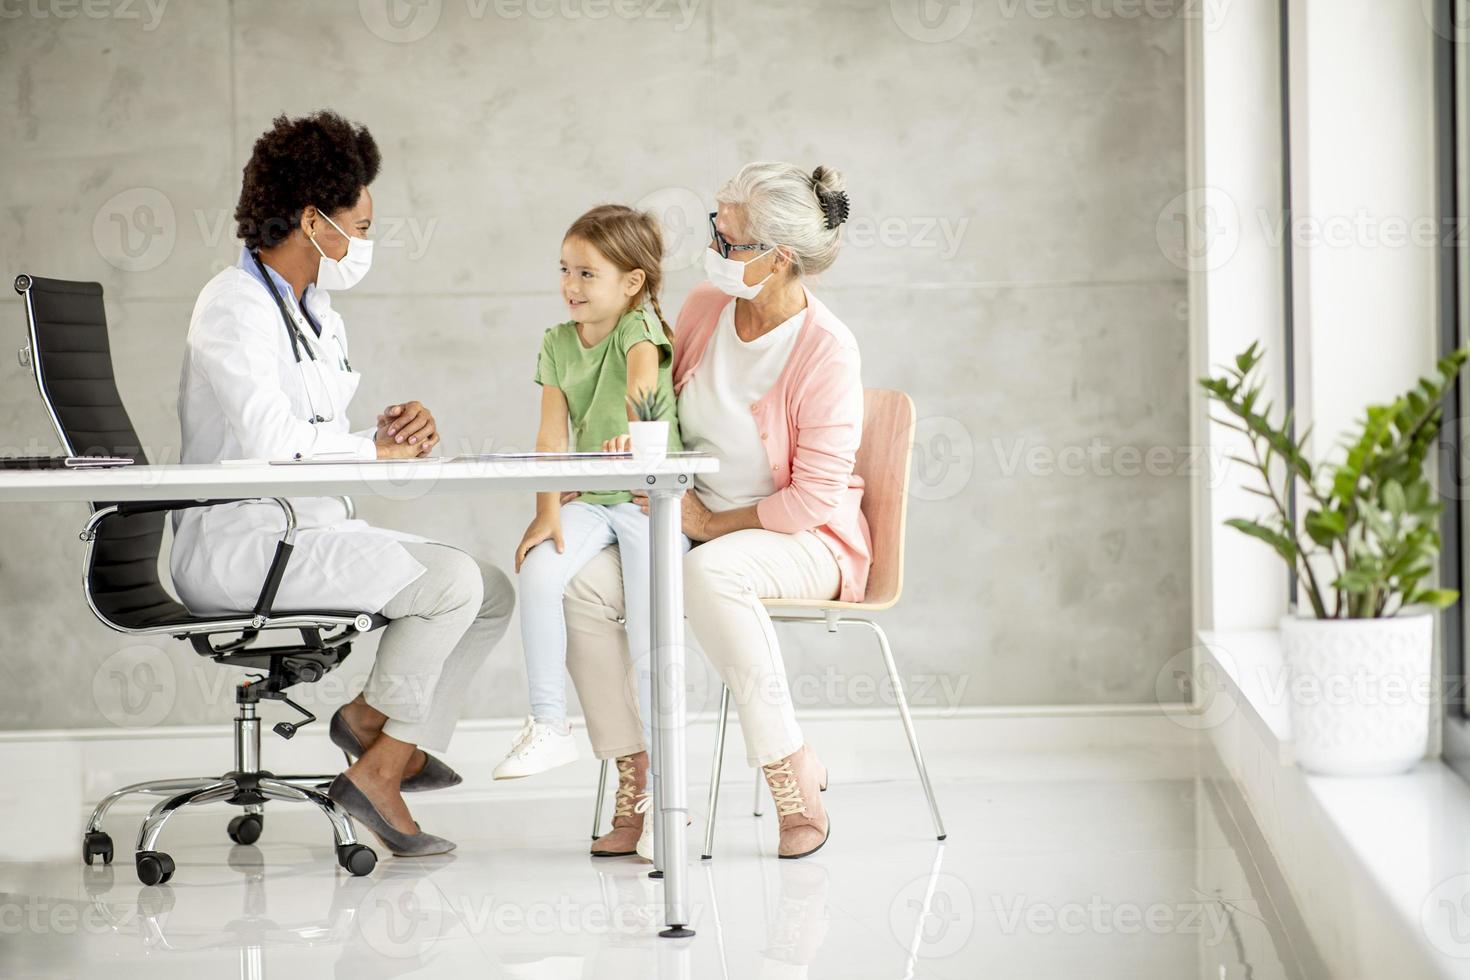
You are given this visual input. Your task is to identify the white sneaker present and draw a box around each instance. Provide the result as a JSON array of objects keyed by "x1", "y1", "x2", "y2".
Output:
[
  {"x1": 492, "y1": 716, "x2": 579, "y2": 780},
  {"x1": 635, "y1": 794, "x2": 654, "y2": 861},
  {"x1": 634, "y1": 796, "x2": 692, "y2": 861}
]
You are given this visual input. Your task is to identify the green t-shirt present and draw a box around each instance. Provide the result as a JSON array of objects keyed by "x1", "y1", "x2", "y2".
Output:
[{"x1": 534, "y1": 307, "x2": 683, "y2": 506}]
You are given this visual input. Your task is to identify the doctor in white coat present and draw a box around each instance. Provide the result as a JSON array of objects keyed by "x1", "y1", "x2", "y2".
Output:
[{"x1": 175, "y1": 111, "x2": 514, "y2": 855}]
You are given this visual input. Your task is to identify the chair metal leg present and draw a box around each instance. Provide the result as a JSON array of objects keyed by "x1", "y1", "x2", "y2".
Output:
[
  {"x1": 592, "y1": 758, "x2": 609, "y2": 841},
  {"x1": 852, "y1": 617, "x2": 947, "y2": 840},
  {"x1": 270, "y1": 774, "x2": 337, "y2": 789},
  {"x1": 136, "y1": 781, "x2": 237, "y2": 853},
  {"x1": 258, "y1": 778, "x2": 359, "y2": 846},
  {"x1": 702, "y1": 685, "x2": 730, "y2": 860},
  {"x1": 85, "y1": 779, "x2": 221, "y2": 834}
]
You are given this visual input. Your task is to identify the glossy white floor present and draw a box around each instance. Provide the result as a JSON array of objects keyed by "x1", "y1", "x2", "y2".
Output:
[{"x1": 0, "y1": 725, "x2": 1321, "y2": 979}]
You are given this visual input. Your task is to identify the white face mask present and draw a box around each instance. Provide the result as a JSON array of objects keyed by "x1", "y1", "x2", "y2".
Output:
[
  {"x1": 704, "y1": 246, "x2": 776, "y2": 300},
  {"x1": 309, "y1": 209, "x2": 373, "y2": 291}
]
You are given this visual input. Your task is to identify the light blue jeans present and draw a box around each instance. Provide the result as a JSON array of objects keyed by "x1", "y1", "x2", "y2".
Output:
[{"x1": 519, "y1": 500, "x2": 690, "y2": 746}]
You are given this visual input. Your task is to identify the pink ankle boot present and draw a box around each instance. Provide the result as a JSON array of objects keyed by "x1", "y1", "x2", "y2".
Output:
[
  {"x1": 591, "y1": 752, "x2": 648, "y2": 857},
  {"x1": 762, "y1": 744, "x2": 830, "y2": 859}
]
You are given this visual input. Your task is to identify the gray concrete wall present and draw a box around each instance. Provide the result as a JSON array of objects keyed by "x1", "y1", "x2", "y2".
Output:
[{"x1": 0, "y1": 0, "x2": 1191, "y2": 730}]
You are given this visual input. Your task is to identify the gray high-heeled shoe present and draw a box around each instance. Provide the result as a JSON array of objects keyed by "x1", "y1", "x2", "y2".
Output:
[
  {"x1": 327, "y1": 774, "x2": 456, "y2": 857},
  {"x1": 330, "y1": 708, "x2": 463, "y2": 793}
]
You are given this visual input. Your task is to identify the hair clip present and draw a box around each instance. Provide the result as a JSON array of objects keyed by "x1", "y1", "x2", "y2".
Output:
[{"x1": 811, "y1": 166, "x2": 850, "y2": 230}]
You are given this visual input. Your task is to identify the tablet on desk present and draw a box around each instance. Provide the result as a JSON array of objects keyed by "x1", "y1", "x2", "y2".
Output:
[
  {"x1": 449, "y1": 451, "x2": 706, "y2": 462},
  {"x1": 0, "y1": 455, "x2": 134, "y2": 470},
  {"x1": 452, "y1": 451, "x2": 633, "y2": 462},
  {"x1": 267, "y1": 456, "x2": 444, "y2": 466}
]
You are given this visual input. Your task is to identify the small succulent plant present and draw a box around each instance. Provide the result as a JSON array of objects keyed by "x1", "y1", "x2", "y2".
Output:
[{"x1": 627, "y1": 388, "x2": 670, "y2": 423}]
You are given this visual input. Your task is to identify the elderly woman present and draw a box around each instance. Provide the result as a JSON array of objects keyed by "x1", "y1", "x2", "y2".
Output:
[{"x1": 565, "y1": 162, "x2": 868, "y2": 859}]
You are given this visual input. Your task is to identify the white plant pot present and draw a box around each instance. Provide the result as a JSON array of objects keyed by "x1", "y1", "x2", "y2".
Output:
[
  {"x1": 627, "y1": 420, "x2": 669, "y2": 464},
  {"x1": 1279, "y1": 613, "x2": 1433, "y2": 777}
]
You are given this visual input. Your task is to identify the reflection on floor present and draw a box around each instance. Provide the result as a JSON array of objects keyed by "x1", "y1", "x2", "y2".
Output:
[{"x1": 0, "y1": 743, "x2": 1322, "y2": 979}]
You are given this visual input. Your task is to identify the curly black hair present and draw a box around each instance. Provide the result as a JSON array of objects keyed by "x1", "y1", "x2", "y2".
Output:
[{"x1": 234, "y1": 111, "x2": 381, "y2": 251}]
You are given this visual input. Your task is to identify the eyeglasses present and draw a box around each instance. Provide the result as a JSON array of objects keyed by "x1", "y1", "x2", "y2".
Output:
[{"x1": 708, "y1": 211, "x2": 770, "y2": 259}]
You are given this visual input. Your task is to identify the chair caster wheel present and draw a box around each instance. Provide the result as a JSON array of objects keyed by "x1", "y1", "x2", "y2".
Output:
[
  {"x1": 82, "y1": 831, "x2": 113, "y2": 866},
  {"x1": 227, "y1": 814, "x2": 263, "y2": 845},
  {"x1": 337, "y1": 843, "x2": 376, "y2": 877},
  {"x1": 135, "y1": 851, "x2": 175, "y2": 886}
]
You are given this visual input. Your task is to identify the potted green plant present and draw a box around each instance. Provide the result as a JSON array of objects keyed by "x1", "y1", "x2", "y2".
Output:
[
  {"x1": 626, "y1": 388, "x2": 671, "y2": 464},
  {"x1": 1201, "y1": 342, "x2": 1466, "y2": 775}
]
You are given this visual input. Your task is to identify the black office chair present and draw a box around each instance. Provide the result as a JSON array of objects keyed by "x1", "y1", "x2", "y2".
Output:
[{"x1": 14, "y1": 273, "x2": 385, "y2": 885}]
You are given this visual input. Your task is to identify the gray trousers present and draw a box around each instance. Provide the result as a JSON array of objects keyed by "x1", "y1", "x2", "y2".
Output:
[{"x1": 362, "y1": 542, "x2": 515, "y2": 752}]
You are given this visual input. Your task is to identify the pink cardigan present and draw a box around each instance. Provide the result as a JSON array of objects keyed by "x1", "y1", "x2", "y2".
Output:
[{"x1": 673, "y1": 282, "x2": 872, "y2": 602}]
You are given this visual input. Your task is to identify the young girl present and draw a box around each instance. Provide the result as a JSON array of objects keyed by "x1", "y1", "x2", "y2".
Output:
[{"x1": 493, "y1": 204, "x2": 684, "y2": 784}]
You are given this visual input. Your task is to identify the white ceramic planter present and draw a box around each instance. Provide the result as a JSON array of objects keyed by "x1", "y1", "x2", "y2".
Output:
[
  {"x1": 1278, "y1": 613, "x2": 1434, "y2": 776},
  {"x1": 627, "y1": 420, "x2": 669, "y2": 464}
]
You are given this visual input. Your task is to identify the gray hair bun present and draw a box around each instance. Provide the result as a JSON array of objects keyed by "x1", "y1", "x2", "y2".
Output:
[{"x1": 811, "y1": 166, "x2": 850, "y2": 230}]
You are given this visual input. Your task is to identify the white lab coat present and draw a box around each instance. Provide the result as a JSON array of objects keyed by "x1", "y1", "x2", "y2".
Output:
[{"x1": 171, "y1": 260, "x2": 428, "y2": 616}]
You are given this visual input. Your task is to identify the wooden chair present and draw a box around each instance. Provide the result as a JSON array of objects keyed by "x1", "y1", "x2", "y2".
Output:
[{"x1": 703, "y1": 388, "x2": 947, "y2": 857}]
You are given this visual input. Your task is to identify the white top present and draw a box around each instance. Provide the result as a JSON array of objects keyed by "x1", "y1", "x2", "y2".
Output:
[{"x1": 678, "y1": 302, "x2": 804, "y2": 512}]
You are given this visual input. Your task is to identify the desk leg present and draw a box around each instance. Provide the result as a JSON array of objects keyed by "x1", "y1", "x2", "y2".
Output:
[{"x1": 649, "y1": 487, "x2": 694, "y2": 939}]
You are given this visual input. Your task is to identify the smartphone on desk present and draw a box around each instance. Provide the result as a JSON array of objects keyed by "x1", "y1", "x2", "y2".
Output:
[{"x1": 0, "y1": 455, "x2": 134, "y2": 470}]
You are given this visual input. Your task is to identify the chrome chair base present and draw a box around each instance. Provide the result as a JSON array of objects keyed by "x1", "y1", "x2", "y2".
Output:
[{"x1": 81, "y1": 698, "x2": 375, "y2": 884}]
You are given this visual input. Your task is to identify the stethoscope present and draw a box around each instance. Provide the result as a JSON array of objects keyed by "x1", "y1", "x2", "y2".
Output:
[{"x1": 249, "y1": 249, "x2": 353, "y2": 424}]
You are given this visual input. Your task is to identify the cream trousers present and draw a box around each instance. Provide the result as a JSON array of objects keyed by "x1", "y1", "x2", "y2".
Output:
[
  {"x1": 565, "y1": 528, "x2": 840, "y2": 767},
  {"x1": 364, "y1": 542, "x2": 515, "y2": 752}
]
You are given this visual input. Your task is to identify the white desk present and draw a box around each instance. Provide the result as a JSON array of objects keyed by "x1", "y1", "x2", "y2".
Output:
[{"x1": 0, "y1": 454, "x2": 715, "y2": 939}]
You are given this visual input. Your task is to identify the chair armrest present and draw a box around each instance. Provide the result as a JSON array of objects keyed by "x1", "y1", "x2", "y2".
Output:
[
  {"x1": 113, "y1": 498, "x2": 243, "y2": 518},
  {"x1": 81, "y1": 497, "x2": 278, "y2": 538},
  {"x1": 81, "y1": 497, "x2": 301, "y2": 629}
]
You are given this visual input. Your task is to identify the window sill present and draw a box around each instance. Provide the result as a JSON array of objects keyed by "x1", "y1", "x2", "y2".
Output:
[{"x1": 1199, "y1": 629, "x2": 1467, "y2": 979}]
